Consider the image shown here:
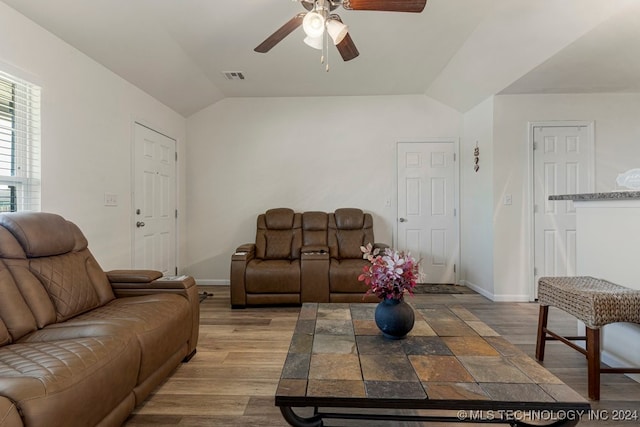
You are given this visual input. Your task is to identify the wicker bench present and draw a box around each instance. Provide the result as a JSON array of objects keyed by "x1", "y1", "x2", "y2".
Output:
[{"x1": 536, "y1": 276, "x2": 640, "y2": 400}]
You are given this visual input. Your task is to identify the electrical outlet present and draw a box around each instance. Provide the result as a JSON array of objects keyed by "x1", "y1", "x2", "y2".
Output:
[
  {"x1": 504, "y1": 194, "x2": 512, "y2": 206},
  {"x1": 384, "y1": 198, "x2": 391, "y2": 207},
  {"x1": 104, "y1": 193, "x2": 118, "y2": 207}
]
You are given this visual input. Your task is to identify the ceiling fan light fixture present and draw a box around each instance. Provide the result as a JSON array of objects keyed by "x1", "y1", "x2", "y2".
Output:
[
  {"x1": 302, "y1": 11, "x2": 326, "y2": 38},
  {"x1": 326, "y1": 19, "x2": 348, "y2": 45},
  {"x1": 303, "y1": 35, "x2": 324, "y2": 50}
]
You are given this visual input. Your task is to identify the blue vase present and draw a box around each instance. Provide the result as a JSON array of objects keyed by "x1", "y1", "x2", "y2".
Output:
[{"x1": 374, "y1": 298, "x2": 415, "y2": 340}]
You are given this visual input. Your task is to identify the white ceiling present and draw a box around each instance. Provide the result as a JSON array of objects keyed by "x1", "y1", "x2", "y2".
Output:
[{"x1": 3, "y1": 0, "x2": 639, "y2": 117}]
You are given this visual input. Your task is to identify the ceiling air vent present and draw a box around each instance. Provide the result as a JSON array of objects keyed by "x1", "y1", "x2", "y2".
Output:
[{"x1": 222, "y1": 71, "x2": 245, "y2": 81}]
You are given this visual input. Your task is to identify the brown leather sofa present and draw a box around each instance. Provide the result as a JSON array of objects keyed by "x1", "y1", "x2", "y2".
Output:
[
  {"x1": 0, "y1": 212, "x2": 200, "y2": 427},
  {"x1": 230, "y1": 208, "x2": 387, "y2": 308}
]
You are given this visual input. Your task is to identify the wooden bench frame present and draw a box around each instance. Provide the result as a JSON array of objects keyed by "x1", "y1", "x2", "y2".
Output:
[{"x1": 535, "y1": 277, "x2": 640, "y2": 400}]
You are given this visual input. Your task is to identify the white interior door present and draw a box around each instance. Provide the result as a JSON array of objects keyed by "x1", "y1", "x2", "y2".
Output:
[
  {"x1": 133, "y1": 123, "x2": 177, "y2": 275},
  {"x1": 397, "y1": 141, "x2": 458, "y2": 284},
  {"x1": 533, "y1": 124, "x2": 593, "y2": 296}
]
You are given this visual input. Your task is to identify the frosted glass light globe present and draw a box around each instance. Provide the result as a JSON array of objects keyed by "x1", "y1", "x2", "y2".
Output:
[
  {"x1": 302, "y1": 12, "x2": 325, "y2": 38},
  {"x1": 326, "y1": 19, "x2": 348, "y2": 45},
  {"x1": 304, "y1": 36, "x2": 323, "y2": 50}
]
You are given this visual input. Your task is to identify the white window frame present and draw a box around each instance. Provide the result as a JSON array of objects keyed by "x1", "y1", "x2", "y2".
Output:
[{"x1": 0, "y1": 69, "x2": 41, "y2": 212}]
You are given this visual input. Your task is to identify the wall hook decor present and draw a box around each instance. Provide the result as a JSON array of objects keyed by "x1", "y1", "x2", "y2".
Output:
[{"x1": 473, "y1": 142, "x2": 479, "y2": 172}]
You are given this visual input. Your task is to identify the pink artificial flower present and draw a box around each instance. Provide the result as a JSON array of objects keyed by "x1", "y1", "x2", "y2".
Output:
[{"x1": 358, "y1": 245, "x2": 420, "y2": 300}]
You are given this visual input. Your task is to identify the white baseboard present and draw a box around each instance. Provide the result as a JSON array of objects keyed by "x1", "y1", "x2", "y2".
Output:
[
  {"x1": 601, "y1": 351, "x2": 640, "y2": 383},
  {"x1": 491, "y1": 293, "x2": 531, "y2": 302},
  {"x1": 460, "y1": 279, "x2": 494, "y2": 300},
  {"x1": 460, "y1": 280, "x2": 530, "y2": 302}
]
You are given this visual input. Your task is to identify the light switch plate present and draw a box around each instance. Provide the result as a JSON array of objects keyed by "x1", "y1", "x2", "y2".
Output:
[{"x1": 104, "y1": 193, "x2": 118, "y2": 206}]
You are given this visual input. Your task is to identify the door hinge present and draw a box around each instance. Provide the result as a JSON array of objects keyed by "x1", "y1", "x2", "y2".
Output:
[
  {"x1": 453, "y1": 208, "x2": 457, "y2": 217},
  {"x1": 533, "y1": 142, "x2": 538, "y2": 150},
  {"x1": 175, "y1": 267, "x2": 178, "y2": 275},
  {"x1": 534, "y1": 267, "x2": 538, "y2": 276},
  {"x1": 534, "y1": 204, "x2": 539, "y2": 213},
  {"x1": 175, "y1": 151, "x2": 178, "y2": 162},
  {"x1": 175, "y1": 209, "x2": 178, "y2": 219},
  {"x1": 453, "y1": 153, "x2": 457, "y2": 161},
  {"x1": 453, "y1": 264, "x2": 456, "y2": 273}
]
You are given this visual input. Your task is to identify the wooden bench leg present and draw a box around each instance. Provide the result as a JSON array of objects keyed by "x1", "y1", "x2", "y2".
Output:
[
  {"x1": 586, "y1": 327, "x2": 600, "y2": 400},
  {"x1": 535, "y1": 305, "x2": 549, "y2": 361}
]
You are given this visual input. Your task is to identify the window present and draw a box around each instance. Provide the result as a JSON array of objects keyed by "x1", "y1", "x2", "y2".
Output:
[{"x1": 0, "y1": 70, "x2": 40, "y2": 212}]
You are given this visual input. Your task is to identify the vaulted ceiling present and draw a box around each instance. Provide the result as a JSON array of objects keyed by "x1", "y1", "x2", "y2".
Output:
[{"x1": 3, "y1": 0, "x2": 639, "y2": 117}]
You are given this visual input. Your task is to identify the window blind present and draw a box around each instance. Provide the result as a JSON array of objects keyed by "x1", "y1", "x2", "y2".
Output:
[{"x1": 0, "y1": 70, "x2": 41, "y2": 212}]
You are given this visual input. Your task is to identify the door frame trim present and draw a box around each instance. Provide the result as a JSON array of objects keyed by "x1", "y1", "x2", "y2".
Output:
[
  {"x1": 395, "y1": 138, "x2": 460, "y2": 284},
  {"x1": 527, "y1": 121, "x2": 595, "y2": 300},
  {"x1": 131, "y1": 120, "x2": 179, "y2": 273}
]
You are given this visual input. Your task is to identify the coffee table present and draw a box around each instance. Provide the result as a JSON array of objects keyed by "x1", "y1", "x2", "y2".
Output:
[{"x1": 275, "y1": 303, "x2": 591, "y2": 426}]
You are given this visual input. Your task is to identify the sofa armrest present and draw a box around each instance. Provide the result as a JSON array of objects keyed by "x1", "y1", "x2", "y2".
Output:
[
  {"x1": 230, "y1": 244, "x2": 255, "y2": 308},
  {"x1": 110, "y1": 273, "x2": 197, "y2": 302},
  {"x1": 373, "y1": 243, "x2": 389, "y2": 252},
  {"x1": 0, "y1": 396, "x2": 22, "y2": 427},
  {"x1": 106, "y1": 269, "x2": 163, "y2": 283},
  {"x1": 109, "y1": 274, "x2": 200, "y2": 356},
  {"x1": 301, "y1": 246, "x2": 330, "y2": 303},
  {"x1": 301, "y1": 245, "x2": 329, "y2": 255},
  {"x1": 110, "y1": 275, "x2": 197, "y2": 292},
  {"x1": 232, "y1": 243, "x2": 255, "y2": 260}
]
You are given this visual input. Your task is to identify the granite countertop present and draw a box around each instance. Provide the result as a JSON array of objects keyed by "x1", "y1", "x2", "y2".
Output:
[{"x1": 549, "y1": 191, "x2": 640, "y2": 201}]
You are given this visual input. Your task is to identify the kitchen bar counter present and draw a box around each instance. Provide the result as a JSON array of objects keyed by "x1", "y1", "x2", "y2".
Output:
[
  {"x1": 548, "y1": 193, "x2": 640, "y2": 385},
  {"x1": 549, "y1": 191, "x2": 640, "y2": 201}
]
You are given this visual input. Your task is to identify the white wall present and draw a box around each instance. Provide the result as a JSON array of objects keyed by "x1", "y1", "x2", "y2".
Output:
[
  {"x1": 0, "y1": 2, "x2": 187, "y2": 270},
  {"x1": 460, "y1": 97, "x2": 495, "y2": 298},
  {"x1": 186, "y1": 95, "x2": 462, "y2": 283},
  {"x1": 492, "y1": 93, "x2": 640, "y2": 300}
]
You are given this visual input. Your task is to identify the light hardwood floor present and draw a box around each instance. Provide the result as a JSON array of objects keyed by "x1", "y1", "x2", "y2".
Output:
[{"x1": 124, "y1": 286, "x2": 640, "y2": 426}]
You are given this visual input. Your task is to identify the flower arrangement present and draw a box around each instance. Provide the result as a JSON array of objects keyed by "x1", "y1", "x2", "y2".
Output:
[{"x1": 358, "y1": 243, "x2": 420, "y2": 300}]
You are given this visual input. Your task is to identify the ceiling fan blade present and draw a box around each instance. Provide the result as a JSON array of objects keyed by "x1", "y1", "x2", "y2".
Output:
[
  {"x1": 254, "y1": 13, "x2": 305, "y2": 53},
  {"x1": 342, "y1": 0, "x2": 427, "y2": 13},
  {"x1": 336, "y1": 34, "x2": 359, "y2": 61}
]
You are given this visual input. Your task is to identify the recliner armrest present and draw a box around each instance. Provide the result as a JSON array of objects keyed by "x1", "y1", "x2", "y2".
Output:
[
  {"x1": 107, "y1": 269, "x2": 163, "y2": 283},
  {"x1": 302, "y1": 245, "x2": 329, "y2": 261},
  {"x1": 232, "y1": 243, "x2": 255, "y2": 261},
  {"x1": 373, "y1": 243, "x2": 390, "y2": 252},
  {"x1": 0, "y1": 396, "x2": 21, "y2": 427},
  {"x1": 300, "y1": 246, "x2": 330, "y2": 303},
  {"x1": 108, "y1": 270, "x2": 197, "y2": 296},
  {"x1": 108, "y1": 274, "x2": 200, "y2": 357},
  {"x1": 230, "y1": 244, "x2": 255, "y2": 308},
  {"x1": 110, "y1": 275, "x2": 196, "y2": 291},
  {"x1": 301, "y1": 245, "x2": 329, "y2": 255}
]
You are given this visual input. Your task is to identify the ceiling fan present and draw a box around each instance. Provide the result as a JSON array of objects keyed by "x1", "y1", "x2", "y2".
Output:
[{"x1": 254, "y1": 0, "x2": 427, "y2": 62}]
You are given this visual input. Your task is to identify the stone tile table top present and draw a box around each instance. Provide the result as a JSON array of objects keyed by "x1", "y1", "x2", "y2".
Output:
[{"x1": 276, "y1": 302, "x2": 591, "y2": 427}]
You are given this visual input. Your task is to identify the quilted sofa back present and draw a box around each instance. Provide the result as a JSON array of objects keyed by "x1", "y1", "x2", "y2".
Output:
[
  {"x1": 255, "y1": 208, "x2": 302, "y2": 260},
  {"x1": 0, "y1": 212, "x2": 115, "y2": 344},
  {"x1": 328, "y1": 208, "x2": 374, "y2": 259},
  {"x1": 302, "y1": 211, "x2": 329, "y2": 247}
]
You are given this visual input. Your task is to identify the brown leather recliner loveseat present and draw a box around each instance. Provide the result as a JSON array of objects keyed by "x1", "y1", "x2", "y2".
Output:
[
  {"x1": 230, "y1": 208, "x2": 387, "y2": 308},
  {"x1": 0, "y1": 212, "x2": 200, "y2": 427}
]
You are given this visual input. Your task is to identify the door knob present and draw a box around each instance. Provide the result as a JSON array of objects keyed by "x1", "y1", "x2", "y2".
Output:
[
  {"x1": 136, "y1": 221, "x2": 145, "y2": 228},
  {"x1": 399, "y1": 218, "x2": 407, "y2": 223}
]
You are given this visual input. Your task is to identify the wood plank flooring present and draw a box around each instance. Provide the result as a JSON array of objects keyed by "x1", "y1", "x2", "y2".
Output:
[{"x1": 124, "y1": 287, "x2": 640, "y2": 426}]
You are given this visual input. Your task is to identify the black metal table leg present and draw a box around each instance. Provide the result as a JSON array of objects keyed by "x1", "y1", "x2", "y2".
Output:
[{"x1": 280, "y1": 406, "x2": 323, "y2": 427}]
